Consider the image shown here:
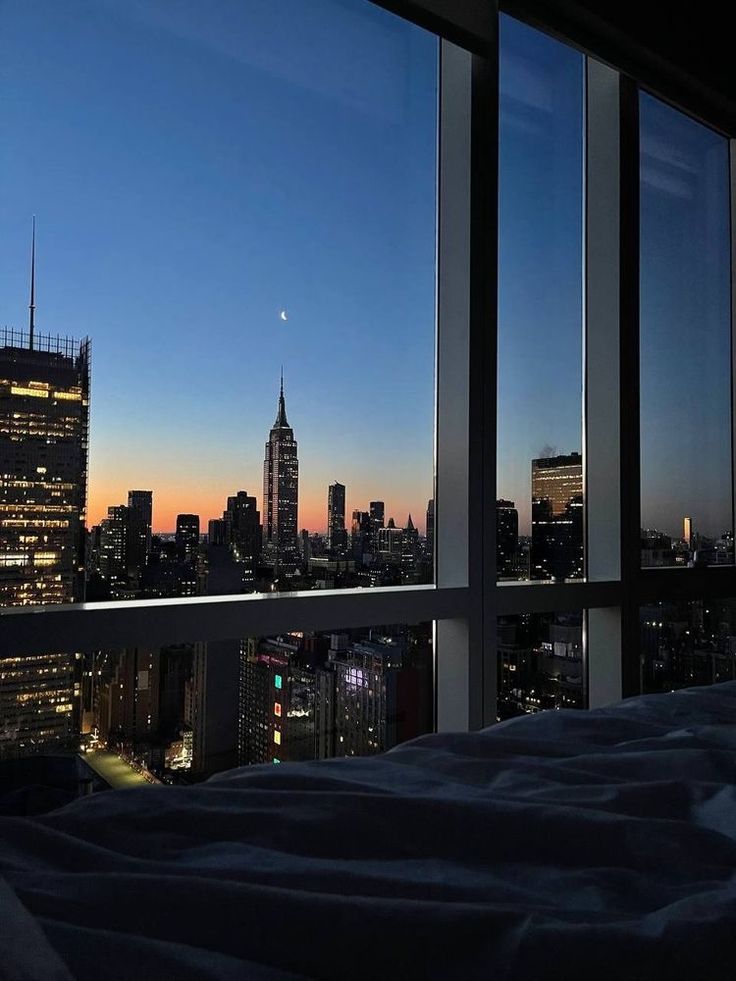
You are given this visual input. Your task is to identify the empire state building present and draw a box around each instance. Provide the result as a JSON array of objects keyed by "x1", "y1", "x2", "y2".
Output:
[{"x1": 262, "y1": 374, "x2": 299, "y2": 576}]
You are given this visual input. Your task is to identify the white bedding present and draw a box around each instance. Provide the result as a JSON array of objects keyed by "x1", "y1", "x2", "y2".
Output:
[{"x1": 2, "y1": 682, "x2": 736, "y2": 980}]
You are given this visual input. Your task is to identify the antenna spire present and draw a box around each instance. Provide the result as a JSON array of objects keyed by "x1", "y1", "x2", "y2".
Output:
[
  {"x1": 29, "y1": 217, "x2": 36, "y2": 350},
  {"x1": 274, "y1": 368, "x2": 289, "y2": 427}
]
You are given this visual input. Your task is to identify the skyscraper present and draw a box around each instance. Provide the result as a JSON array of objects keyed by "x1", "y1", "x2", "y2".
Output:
[
  {"x1": 0, "y1": 236, "x2": 90, "y2": 756},
  {"x1": 176, "y1": 513, "x2": 200, "y2": 561},
  {"x1": 127, "y1": 489, "x2": 152, "y2": 572},
  {"x1": 351, "y1": 510, "x2": 371, "y2": 563},
  {"x1": 327, "y1": 482, "x2": 347, "y2": 552},
  {"x1": 99, "y1": 505, "x2": 130, "y2": 583},
  {"x1": 262, "y1": 374, "x2": 299, "y2": 576},
  {"x1": 369, "y1": 501, "x2": 385, "y2": 549},
  {"x1": 496, "y1": 499, "x2": 519, "y2": 579},
  {"x1": 401, "y1": 514, "x2": 419, "y2": 580},
  {"x1": 224, "y1": 491, "x2": 261, "y2": 585},
  {"x1": 426, "y1": 498, "x2": 434, "y2": 566},
  {"x1": 530, "y1": 452, "x2": 583, "y2": 581}
]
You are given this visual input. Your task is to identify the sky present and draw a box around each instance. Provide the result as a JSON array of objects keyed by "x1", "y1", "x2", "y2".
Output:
[
  {"x1": 0, "y1": 0, "x2": 436, "y2": 534},
  {"x1": 0, "y1": 4, "x2": 731, "y2": 542}
]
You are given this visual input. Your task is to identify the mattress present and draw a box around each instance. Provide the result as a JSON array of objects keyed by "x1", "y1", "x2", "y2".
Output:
[{"x1": 2, "y1": 682, "x2": 736, "y2": 980}]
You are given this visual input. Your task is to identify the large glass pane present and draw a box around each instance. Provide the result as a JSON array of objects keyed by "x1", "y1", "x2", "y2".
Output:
[
  {"x1": 640, "y1": 94, "x2": 732, "y2": 567},
  {"x1": 497, "y1": 610, "x2": 585, "y2": 719},
  {"x1": 0, "y1": 621, "x2": 433, "y2": 792},
  {"x1": 497, "y1": 16, "x2": 584, "y2": 582},
  {"x1": 640, "y1": 599, "x2": 736, "y2": 693},
  {"x1": 0, "y1": 0, "x2": 437, "y2": 759}
]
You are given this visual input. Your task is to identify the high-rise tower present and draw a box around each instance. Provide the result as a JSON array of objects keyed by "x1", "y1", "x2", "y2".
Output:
[
  {"x1": 0, "y1": 226, "x2": 91, "y2": 757},
  {"x1": 262, "y1": 373, "x2": 299, "y2": 575},
  {"x1": 327, "y1": 482, "x2": 346, "y2": 552},
  {"x1": 530, "y1": 452, "x2": 583, "y2": 581}
]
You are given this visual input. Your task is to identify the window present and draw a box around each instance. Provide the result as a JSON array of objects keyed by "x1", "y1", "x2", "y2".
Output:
[
  {"x1": 2, "y1": 1, "x2": 736, "y2": 775},
  {"x1": 497, "y1": 15, "x2": 584, "y2": 583},
  {"x1": 639, "y1": 94, "x2": 732, "y2": 568},
  {"x1": 0, "y1": 0, "x2": 437, "y2": 614}
]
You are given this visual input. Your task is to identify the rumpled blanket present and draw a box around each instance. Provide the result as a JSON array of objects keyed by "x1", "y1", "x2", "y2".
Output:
[{"x1": 2, "y1": 682, "x2": 736, "y2": 980}]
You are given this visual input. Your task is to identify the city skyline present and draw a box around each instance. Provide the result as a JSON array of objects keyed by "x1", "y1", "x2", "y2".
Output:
[{"x1": 0, "y1": 0, "x2": 436, "y2": 538}]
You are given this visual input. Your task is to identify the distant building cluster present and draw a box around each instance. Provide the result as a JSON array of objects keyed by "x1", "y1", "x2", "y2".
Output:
[{"x1": 0, "y1": 322, "x2": 434, "y2": 772}]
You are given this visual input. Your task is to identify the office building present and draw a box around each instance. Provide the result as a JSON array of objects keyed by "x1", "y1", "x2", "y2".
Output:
[
  {"x1": 99, "y1": 505, "x2": 130, "y2": 583},
  {"x1": 0, "y1": 315, "x2": 90, "y2": 757},
  {"x1": 176, "y1": 513, "x2": 200, "y2": 561},
  {"x1": 530, "y1": 453, "x2": 583, "y2": 581}
]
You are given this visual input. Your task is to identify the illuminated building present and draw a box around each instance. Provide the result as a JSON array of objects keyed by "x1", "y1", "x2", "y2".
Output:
[
  {"x1": 237, "y1": 637, "x2": 315, "y2": 765},
  {"x1": 316, "y1": 629, "x2": 431, "y2": 758},
  {"x1": 0, "y1": 304, "x2": 90, "y2": 757},
  {"x1": 99, "y1": 505, "x2": 129, "y2": 583},
  {"x1": 683, "y1": 516, "x2": 693, "y2": 549},
  {"x1": 377, "y1": 518, "x2": 403, "y2": 559},
  {"x1": 327, "y1": 482, "x2": 347, "y2": 552},
  {"x1": 496, "y1": 499, "x2": 519, "y2": 579},
  {"x1": 530, "y1": 452, "x2": 583, "y2": 581},
  {"x1": 262, "y1": 374, "x2": 299, "y2": 575},
  {"x1": 175, "y1": 513, "x2": 200, "y2": 561}
]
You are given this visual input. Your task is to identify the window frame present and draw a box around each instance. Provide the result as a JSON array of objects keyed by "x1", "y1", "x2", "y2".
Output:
[{"x1": 3, "y1": 0, "x2": 736, "y2": 731}]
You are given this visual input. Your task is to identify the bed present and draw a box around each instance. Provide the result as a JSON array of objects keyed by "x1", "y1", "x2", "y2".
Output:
[{"x1": 2, "y1": 682, "x2": 736, "y2": 980}]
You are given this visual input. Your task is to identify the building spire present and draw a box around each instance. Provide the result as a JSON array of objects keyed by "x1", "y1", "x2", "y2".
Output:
[
  {"x1": 274, "y1": 369, "x2": 289, "y2": 427},
  {"x1": 29, "y1": 216, "x2": 36, "y2": 350}
]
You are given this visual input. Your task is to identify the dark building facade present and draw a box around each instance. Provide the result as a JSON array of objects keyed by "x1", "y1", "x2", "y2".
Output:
[
  {"x1": 496, "y1": 499, "x2": 519, "y2": 579},
  {"x1": 327, "y1": 482, "x2": 347, "y2": 553},
  {"x1": 127, "y1": 489, "x2": 152, "y2": 573},
  {"x1": 224, "y1": 491, "x2": 261, "y2": 585},
  {"x1": 175, "y1": 513, "x2": 200, "y2": 561}
]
